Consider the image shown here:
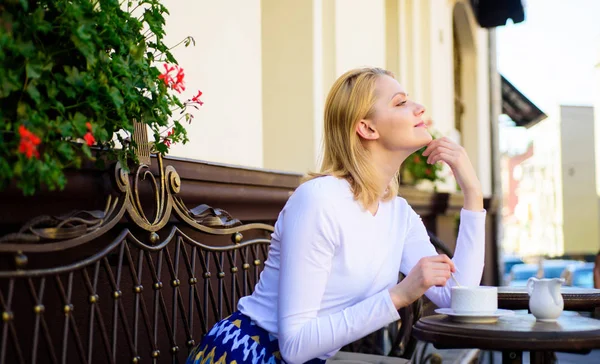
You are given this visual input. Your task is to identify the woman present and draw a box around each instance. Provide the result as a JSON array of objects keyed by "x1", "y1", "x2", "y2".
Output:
[{"x1": 187, "y1": 67, "x2": 486, "y2": 363}]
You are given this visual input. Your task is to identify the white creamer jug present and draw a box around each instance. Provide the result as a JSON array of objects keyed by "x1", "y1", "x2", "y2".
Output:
[{"x1": 527, "y1": 277, "x2": 565, "y2": 322}]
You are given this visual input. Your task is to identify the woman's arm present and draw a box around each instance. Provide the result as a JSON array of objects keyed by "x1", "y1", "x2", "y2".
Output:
[
  {"x1": 422, "y1": 136, "x2": 484, "y2": 212},
  {"x1": 398, "y1": 207, "x2": 486, "y2": 308},
  {"x1": 277, "y1": 184, "x2": 400, "y2": 363}
]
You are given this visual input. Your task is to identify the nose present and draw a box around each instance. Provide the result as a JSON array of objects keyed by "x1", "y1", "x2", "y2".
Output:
[{"x1": 414, "y1": 103, "x2": 425, "y2": 117}]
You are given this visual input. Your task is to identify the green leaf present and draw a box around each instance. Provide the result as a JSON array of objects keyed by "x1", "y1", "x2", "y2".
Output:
[
  {"x1": 26, "y1": 83, "x2": 41, "y2": 104},
  {"x1": 19, "y1": 0, "x2": 29, "y2": 11},
  {"x1": 72, "y1": 112, "x2": 87, "y2": 134},
  {"x1": 47, "y1": 81, "x2": 58, "y2": 98},
  {"x1": 57, "y1": 142, "x2": 75, "y2": 160},
  {"x1": 13, "y1": 160, "x2": 22, "y2": 177},
  {"x1": 26, "y1": 63, "x2": 43, "y2": 79},
  {"x1": 82, "y1": 144, "x2": 93, "y2": 159},
  {"x1": 16, "y1": 102, "x2": 27, "y2": 118},
  {"x1": 109, "y1": 86, "x2": 124, "y2": 108}
]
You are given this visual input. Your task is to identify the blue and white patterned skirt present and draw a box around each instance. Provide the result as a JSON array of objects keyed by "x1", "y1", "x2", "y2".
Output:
[{"x1": 186, "y1": 311, "x2": 326, "y2": 364}]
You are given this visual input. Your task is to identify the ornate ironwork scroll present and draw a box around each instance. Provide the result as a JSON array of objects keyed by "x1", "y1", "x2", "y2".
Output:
[{"x1": 0, "y1": 154, "x2": 274, "y2": 363}]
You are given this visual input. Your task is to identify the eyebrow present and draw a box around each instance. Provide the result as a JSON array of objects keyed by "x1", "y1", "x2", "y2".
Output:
[{"x1": 390, "y1": 92, "x2": 408, "y2": 101}]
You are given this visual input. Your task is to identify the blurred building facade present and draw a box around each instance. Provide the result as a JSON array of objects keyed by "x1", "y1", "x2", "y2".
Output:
[
  {"x1": 501, "y1": 105, "x2": 600, "y2": 258},
  {"x1": 160, "y1": 0, "x2": 500, "y2": 198},
  {"x1": 560, "y1": 106, "x2": 598, "y2": 255}
]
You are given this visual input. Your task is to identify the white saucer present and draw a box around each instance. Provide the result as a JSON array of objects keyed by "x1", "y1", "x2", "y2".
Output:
[{"x1": 435, "y1": 308, "x2": 515, "y2": 324}]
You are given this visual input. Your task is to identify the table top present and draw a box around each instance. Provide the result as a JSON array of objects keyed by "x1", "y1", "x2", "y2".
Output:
[
  {"x1": 498, "y1": 286, "x2": 600, "y2": 311},
  {"x1": 413, "y1": 312, "x2": 600, "y2": 352}
]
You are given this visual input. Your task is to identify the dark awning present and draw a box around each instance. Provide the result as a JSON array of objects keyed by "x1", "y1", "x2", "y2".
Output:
[
  {"x1": 470, "y1": 0, "x2": 525, "y2": 28},
  {"x1": 501, "y1": 75, "x2": 547, "y2": 128}
]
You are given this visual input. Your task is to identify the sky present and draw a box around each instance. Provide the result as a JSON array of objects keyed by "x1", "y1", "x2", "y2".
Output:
[{"x1": 496, "y1": 0, "x2": 600, "y2": 114}]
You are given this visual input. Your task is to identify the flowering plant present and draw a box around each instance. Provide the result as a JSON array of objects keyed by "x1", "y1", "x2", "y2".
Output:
[
  {"x1": 0, "y1": 0, "x2": 202, "y2": 195},
  {"x1": 400, "y1": 119, "x2": 445, "y2": 185}
]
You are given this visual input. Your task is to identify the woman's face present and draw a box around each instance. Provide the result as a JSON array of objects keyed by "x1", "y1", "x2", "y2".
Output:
[{"x1": 359, "y1": 75, "x2": 432, "y2": 152}]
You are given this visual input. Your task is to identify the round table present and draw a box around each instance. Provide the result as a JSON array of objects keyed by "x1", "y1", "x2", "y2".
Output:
[
  {"x1": 412, "y1": 312, "x2": 600, "y2": 364},
  {"x1": 498, "y1": 286, "x2": 600, "y2": 311}
]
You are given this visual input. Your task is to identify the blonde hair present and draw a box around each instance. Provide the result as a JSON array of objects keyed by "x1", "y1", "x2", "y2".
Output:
[{"x1": 308, "y1": 67, "x2": 399, "y2": 209}]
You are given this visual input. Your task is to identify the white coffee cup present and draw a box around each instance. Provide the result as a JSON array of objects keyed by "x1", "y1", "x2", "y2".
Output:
[{"x1": 451, "y1": 286, "x2": 498, "y2": 313}]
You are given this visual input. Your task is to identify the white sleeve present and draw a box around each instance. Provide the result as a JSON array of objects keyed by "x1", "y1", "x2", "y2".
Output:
[
  {"x1": 399, "y1": 207, "x2": 486, "y2": 308},
  {"x1": 277, "y1": 185, "x2": 400, "y2": 363}
]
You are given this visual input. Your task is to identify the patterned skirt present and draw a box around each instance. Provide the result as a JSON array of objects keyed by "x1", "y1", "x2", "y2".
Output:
[{"x1": 186, "y1": 311, "x2": 326, "y2": 364}]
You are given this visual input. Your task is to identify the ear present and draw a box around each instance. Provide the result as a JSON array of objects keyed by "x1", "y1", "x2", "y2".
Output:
[{"x1": 356, "y1": 119, "x2": 379, "y2": 140}]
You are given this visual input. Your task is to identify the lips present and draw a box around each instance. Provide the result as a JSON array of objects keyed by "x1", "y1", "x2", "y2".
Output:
[{"x1": 414, "y1": 121, "x2": 426, "y2": 128}]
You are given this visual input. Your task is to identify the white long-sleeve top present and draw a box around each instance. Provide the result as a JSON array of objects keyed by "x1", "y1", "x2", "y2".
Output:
[{"x1": 238, "y1": 176, "x2": 486, "y2": 363}]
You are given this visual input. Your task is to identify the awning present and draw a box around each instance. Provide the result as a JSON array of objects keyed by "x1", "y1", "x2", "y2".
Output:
[
  {"x1": 501, "y1": 75, "x2": 547, "y2": 128},
  {"x1": 470, "y1": 0, "x2": 525, "y2": 28}
]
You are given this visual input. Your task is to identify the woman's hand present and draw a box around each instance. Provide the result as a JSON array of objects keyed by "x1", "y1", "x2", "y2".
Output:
[
  {"x1": 421, "y1": 137, "x2": 483, "y2": 211},
  {"x1": 389, "y1": 254, "x2": 455, "y2": 309}
]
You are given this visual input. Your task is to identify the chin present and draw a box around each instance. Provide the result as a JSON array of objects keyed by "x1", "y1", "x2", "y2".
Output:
[{"x1": 417, "y1": 131, "x2": 433, "y2": 147}]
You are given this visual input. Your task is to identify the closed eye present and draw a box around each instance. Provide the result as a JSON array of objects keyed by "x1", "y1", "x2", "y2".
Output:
[{"x1": 396, "y1": 101, "x2": 407, "y2": 107}]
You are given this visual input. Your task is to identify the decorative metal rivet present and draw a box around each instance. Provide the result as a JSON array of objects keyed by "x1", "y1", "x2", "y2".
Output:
[
  {"x1": 34, "y1": 304, "x2": 45, "y2": 314},
  {"x1": 171, "y1": 279, "x2": 180, "y2": 287},
  {"x1": 64, "y1": 304, "x2": 74, "y2": 314},
  {"x1": 218, "y1": 272, "x2": 225, "y2": 278},
  {"x1": 113, "y1": 290, "x2": 122, "y2": 299},
  {"x1": 2, "y1": 311, "x2": 13, "y2": 322},
  {"x1": 149, "y1": 232, "x2": 160, "y2": 244},
  {"x1": 189, "y1": 277, "x2": 198, "y2": 285},
  {"x1": 186, "y1": 339, "x2": 195, "y2": 347},
  {"x1": 153, "y1": 281, "x2": 163, "y2": 290},
  {"x1": 171, "y1": 346, "x2": 179, "y2": 354},
  {"x1": 242, "y1": 263, "x2": 250, "y2": 270},
  {"x1": 230, "y1": 267, "x2": 238, "y2": 273},
  {"x1": 134, "y1": 285, "x2": 143, "y2": 293},
  {"x1": 253, "y1": 259, "x2": 261, "y2": 266},
  {"x1": 151, "y1": 350, "x2": 160, "y2": 358},
  {"x1": 203, "y1": 272, "x2": 211, "y2": 278},
  {"x1": 132, "y1": 356, "x2": 141, "y2": 363},
  {"x1": 15, "y1": 252, "x2": 28, "y2": 268},
  {"x1": 89, "y1": 294, "x2": 99, "y2": 304},
  {"x1": 173, "y1": 176, "x2": 181, "y2": 189},
  {"x1": 232, "y1": 232, "x2": 243, "y2": 244}
]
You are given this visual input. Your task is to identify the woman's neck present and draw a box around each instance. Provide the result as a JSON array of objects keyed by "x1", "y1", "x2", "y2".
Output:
[{"x1": 368, "y1": 148, "x2": 410, "y2": 197}]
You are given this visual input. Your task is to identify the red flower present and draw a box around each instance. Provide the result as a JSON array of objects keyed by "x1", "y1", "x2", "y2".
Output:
[
  {"x1": 164, "y1": 128, "x2": 175, "y2": 148},
  {"x1": 84, "y1": 132, "x2": 96, "y2": 146},
  {"x1": 425, "y1": 168, "x2": 432, "y2": 176},
  {"x1": 158, "y1": 63, "x2": 185, "y2": 93},
  {"x1": 83, "y1": 122, "x2": 96, "y2": 146},
  {"x1": 18, "y1": 125, "x2": 41, "y2": 159},
  {"x1": 158, "y1": 63, "x2": 176, "y2": 86},
  {"x1": 172, "y1": 67, "x2": 185, "y2": 93},
  {"x1": 191, "y1": 90, "x2": 204, "y2": 106},
  {"x1": 413, "y1": 155, "x2": 420, "y2": 163}
]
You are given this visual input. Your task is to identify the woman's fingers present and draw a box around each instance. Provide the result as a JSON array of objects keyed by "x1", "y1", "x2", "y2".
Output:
[
  {"x1": 429, "y1": 152, "x2": 456, "y2": 166},
  {"x1": 422, "y1": 254, "x2": 456, "y2": 273},
  {"x1": 427, "y1": 254, "x2": 456, "y2": 272},
  {"x1": 422, "y1": 137, "x2": 459, "y2": 156},
  {"x1": 426, "y1": 146, "x2": 453, "y2": 164}
]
